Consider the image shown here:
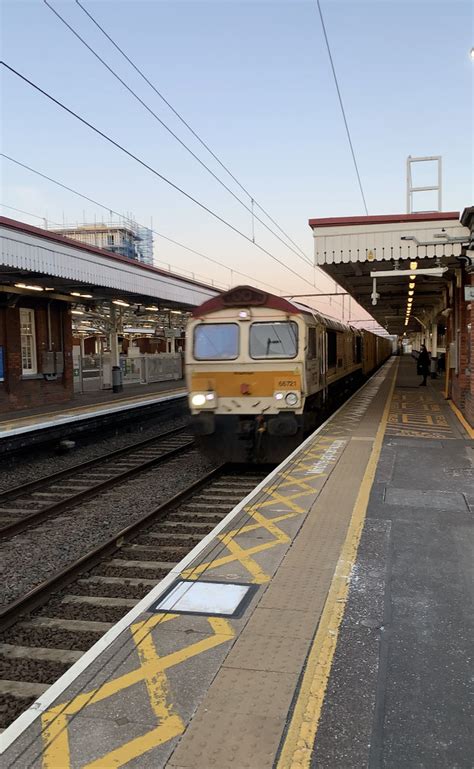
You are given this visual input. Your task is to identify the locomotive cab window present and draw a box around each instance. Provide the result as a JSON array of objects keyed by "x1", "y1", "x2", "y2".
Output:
[
  {"x1": 249, "y1": 321, "x2": 298, "y2": 359},
  {"x1": 308, "y1": 327, "x2": 317, "y2": 359},
  {"x1": 327, "y1": 330, "x2": 337, "y2": 368},
  {"x1": 194, "y1": 323, "x2": 239, "y2": 360}
]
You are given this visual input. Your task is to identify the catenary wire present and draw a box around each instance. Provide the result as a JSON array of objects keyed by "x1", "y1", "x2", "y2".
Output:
[
  {"x1": 0, "y1": 154, "x2": 285, "y2": 296},
  {"x1": 44, "y1": 0, "x2": 312, "y2": 267},
  {"x1": 75, "y1": 0, "x2": 310, "y2": 263},
  {"x1": 0, "y1": 202, "x2": 63, "y2": 227},
  {"x1": 1, "y1": 62, "x2": 331, "y2": 295},
  {"x1": 316, "y1": 0, "x2": 369, "y2": 216}
]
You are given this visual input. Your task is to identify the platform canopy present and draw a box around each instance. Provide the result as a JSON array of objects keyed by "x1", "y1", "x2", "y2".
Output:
[
  {"x1": 308, "y1": 212, "x2": 471, "y2": 335},
  {"x1": 0, "y1": 217, "x2": 218, "y2": 309}
]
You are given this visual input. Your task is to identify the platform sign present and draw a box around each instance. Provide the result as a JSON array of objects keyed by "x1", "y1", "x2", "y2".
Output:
[
  {"x1": 0, "y1": 346, "x2": 4, "y2": 381},
  {"x1": 464, "y1": 286, "x2": 474, "y2": 301}
]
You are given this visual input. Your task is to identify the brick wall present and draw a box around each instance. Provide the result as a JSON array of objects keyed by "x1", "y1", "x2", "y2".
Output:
[
  {"x1": 449, "y1": 271, "x2": 474, "y2": 427},
  {"x1": 0, "y1": 300, "x2": 74, "y2": 413}
]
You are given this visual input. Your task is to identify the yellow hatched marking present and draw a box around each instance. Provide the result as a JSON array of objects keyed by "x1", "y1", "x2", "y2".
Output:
[
  {"x1": 41, "y1": 615, "x2": 234, "y2": 769},
  {"x1": 182, "y1": 442, "x2": 346, "y2": 584}
]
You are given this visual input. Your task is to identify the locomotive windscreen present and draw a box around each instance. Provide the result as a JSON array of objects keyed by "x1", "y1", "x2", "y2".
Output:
[
  {"x1": 194, "y1": 323, "x2": 239, "y2": 360},
  {"x1": 249, "y1": 322, "x2": 298, "y2": 359}
]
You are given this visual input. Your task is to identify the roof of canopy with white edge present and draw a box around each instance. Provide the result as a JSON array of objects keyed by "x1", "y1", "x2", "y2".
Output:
[
  {"x1": 0, "y1": 216, "x2": 219, "y2": 309},
  {"x1": 308, "y1": 212, "x2": 471, "y2": 336}
]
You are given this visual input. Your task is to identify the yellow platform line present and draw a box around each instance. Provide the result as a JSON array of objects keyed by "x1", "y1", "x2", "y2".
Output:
[
  {"x1": 0, "y1": 388, "x2": 186, "y2": 429},
  {"x1": 276, "y1": 359, "x2": 398, "y2": 769},
  {"x1": 448, "y1": 399, "x2": 474, "y2": 438}
]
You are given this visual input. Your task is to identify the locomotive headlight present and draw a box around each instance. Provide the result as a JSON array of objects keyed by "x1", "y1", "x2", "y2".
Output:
[
  {"x1": 274, "y1": 391, "x2": 284, "y2": 401},
  {"x1": 191, "y1": 393, "x2": 206, "y2": 407},
  {"x1": 285, "y1": 392, "x2": 298, "y2": 406}
]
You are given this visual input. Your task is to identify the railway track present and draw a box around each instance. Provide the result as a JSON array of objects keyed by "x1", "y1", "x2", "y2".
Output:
[
  {"x1": 0, "y1": 426, "x2": 195, "y2": 539},
  {"x1": 0, "y1": 466, "x2": 265, "y2": 729}
]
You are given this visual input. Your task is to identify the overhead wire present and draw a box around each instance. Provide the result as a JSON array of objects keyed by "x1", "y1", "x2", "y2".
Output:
[
  {"x1": 75, "y1": 0, "x2": 310, "y2": 263},
  {"x1": 0, "y1": 153, "x2": 285, "y2": 296},
  {"x1": 316, "y1": 0, "x2": 369, "y2": 216},
  {"x1": 1, "y1": 62, "x2": 332, "y2": 297},
  {"x1": 43, "y1": 0, "x2": 312, "y2": 267}
]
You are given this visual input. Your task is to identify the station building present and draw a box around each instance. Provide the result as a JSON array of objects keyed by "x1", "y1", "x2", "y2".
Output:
[
  {"x1": 0, "y1": 217, "x2": 218, "y2": 414},
  {"x1": 309, "y1": 207, "x2": 474, "y2": 426}
]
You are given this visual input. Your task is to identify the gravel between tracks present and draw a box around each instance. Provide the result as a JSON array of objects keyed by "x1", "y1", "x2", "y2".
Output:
[
  {"x1": 0, "y1": 412, "x2": 190, "y2": 492},
  {"x1": 0, "y1": 449, "x2": 216, "y2": 610}
]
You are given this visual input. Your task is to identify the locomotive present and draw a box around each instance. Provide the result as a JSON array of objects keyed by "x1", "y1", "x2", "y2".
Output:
[{"x1": 185, "y1": 285, "x2": 391, "y2": 463}]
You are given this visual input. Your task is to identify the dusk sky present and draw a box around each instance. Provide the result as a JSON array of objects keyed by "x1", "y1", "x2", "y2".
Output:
[{"x1": 1, "y1": 0, "x2": 472, "y2": 324}]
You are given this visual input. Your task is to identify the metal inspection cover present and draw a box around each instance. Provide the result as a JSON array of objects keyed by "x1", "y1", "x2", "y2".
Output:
[{"x1": 149, "y1": 579, "x2": 257, "y2": 617}]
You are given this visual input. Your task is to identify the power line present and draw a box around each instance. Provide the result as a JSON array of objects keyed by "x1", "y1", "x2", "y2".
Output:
[
  {"x1": 0, "y1": 153, "x2": 285, "y2": 296},
  {"x1": 0, "y1": 202, "x2": 63, "y2": 227},
  {"x1": 44, "y1": 0, "x2": 312, "y2": 267},
  {"x1": 75, "y1": 0, "x2": 310, "y2": 263},
  {"x1": 316, "y1": 0, "x2": 369, "y2": 216},
  {"x1": 2, "y1": 61, "x2": 321, "y2": 291}
]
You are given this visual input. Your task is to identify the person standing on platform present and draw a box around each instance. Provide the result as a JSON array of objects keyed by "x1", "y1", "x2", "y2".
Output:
[{"x1": 417, "y1": 345, "x2": 430, "y2": 386}]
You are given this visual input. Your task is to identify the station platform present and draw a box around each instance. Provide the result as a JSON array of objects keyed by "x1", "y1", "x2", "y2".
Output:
[
  {"x1": 0, "y1": 380, "x2": 187, "y2": 441},
  {"x1": 1, "y1": 356, "x2": 472, "y2": 768}
]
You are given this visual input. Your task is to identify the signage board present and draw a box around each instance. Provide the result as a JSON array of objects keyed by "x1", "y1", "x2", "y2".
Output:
[{"x1": 464, "y1": 286, "x2": 474, "y2": 301}]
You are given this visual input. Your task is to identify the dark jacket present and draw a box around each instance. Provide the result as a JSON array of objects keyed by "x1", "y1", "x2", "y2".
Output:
[{"x1": 417, "y1": 349, "x2": 430, "y2": 374}]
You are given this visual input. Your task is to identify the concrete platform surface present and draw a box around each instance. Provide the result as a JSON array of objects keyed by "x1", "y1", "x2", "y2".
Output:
[
  {"x1": 0, "y1": 380, "x2": 186, "y2": 438},
  {"x1": 1, "y1": 356, "x2": 472, "y2": 769}
]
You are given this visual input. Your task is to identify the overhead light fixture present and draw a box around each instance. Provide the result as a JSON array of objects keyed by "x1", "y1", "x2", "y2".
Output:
[
  {"x1": 408, "y1": 290, "x2": 414, "y2": 296},
  {"x1": 71, "y1": 309, "x2": 84, "y2": 315},
  {"x1": 410, "y1": 274, "x2": 416, "y2": 280},
  {"x1": 44, "y1": 287, "x2": 55, "y2": 291},
  {"x1": 410, "y1": 261, "x2": 418, "y2": 271},
  {"x1": 170, "y1": 310, "x2": 181, "y2": 315},
  {"x1": 112, "y1": 299, "x2": 130, "y2": 307},
  {"x1": 409, "y1": 282, "x2": 415, "y2": 289},
  {"x1": 15, "y1": 282, "x2": 44, "y2": 292},
  {"x1": 145, "y1": 306, "x2": 159, "y2": 311}
]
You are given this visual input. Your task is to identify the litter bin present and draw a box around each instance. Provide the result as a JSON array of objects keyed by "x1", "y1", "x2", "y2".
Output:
[{"x1": 112, "y1": 365, "x2": 123, "y2": 393}]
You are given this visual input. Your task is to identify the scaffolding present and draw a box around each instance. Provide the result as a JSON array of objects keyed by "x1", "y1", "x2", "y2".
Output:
[{"x1": 52, "y1": 216, "x2": 154, "y2": 265}]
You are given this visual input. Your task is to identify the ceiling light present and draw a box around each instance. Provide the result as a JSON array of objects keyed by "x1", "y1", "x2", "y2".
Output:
[
  {"x1": 145, "y1": 306, "x2": 159, "y2": 311},
  {"x1": 409, "y1": 282, "x2": 415, "y2": 289},
  {"x1": 44, "y1": 287, "x2": 55, "y2": 291},
  {"x1": 71, "y1": 309, "x2": 84, "y2": 315},
  {"x1": 71, "y1": 292, "x2": 82, "y2": 297},
  {"x1": 410, "y1": 274, "x2": 416, "y2": 280},
  {"x1": 408, "y1": 290, "x2": 414, "y2": 297},
  {"x1": 112, "y1": 299, "x2": 130, "y2": 307},
  {"x1": 170, "y1": 310, "x2": 181, "y2": 315},
  {"x1": 15, "y1": 283, "x2": 44, "y2": 291},
  {"x1": 410, "y1": 261, "x2": 418, "y2": 271}
]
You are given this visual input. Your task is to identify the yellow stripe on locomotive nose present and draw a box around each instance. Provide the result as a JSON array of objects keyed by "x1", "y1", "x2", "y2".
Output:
[{"x1": 191, "y1": 371, "x2": 301, "y2": 397}]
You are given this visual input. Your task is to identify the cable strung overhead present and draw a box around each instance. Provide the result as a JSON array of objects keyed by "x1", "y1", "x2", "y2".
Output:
[
  {"x1": 44, "y1": 0, "x2": 312, "y2": 267},
  {"x1": 316, "y1": 0, "x2": 369, "y2": 216},
  {"x1": 75, "y1": 0, "x2": 310, "y2": 263}
]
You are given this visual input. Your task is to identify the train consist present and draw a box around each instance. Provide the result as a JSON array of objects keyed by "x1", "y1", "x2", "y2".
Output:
[{"x1": 185, "y1": 285, "x2": 391, "y2": 462}]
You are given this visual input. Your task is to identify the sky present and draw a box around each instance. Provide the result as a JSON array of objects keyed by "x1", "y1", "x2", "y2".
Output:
[{"x1": 1, "y1": 0, "x2": 473, "y2": 325}]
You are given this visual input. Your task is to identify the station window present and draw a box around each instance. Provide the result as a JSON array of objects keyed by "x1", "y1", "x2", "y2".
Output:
[
  {"x1": 107, "y1": 234, "x2": 115, "y2": 246},
  {"x1": 20, "y1": 308, "x2": 37, "y2": 375},
  {"x1": 308, "y1": 327, "x2": 317, "y2": 359},
  {"x1": 249, "y1": 322, "x2": 298, "y2": 359},
  {"x1": 194, "y1": 323, "x2": 239, "y2": 360}
]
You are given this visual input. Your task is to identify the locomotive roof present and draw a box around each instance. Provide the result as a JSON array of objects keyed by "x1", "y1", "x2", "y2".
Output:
[{"x1": 192, "y1": 285, "x2": 355, "y2": 334}]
